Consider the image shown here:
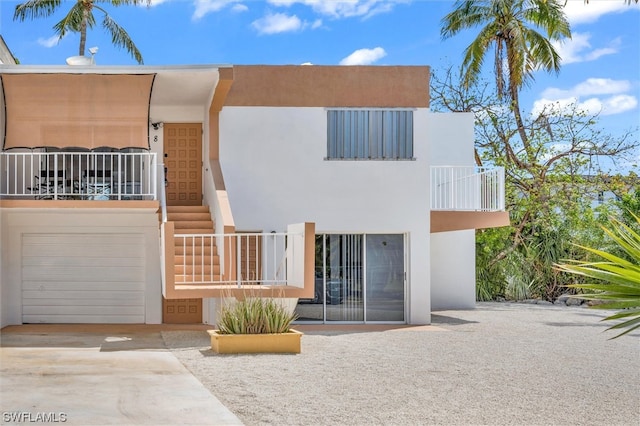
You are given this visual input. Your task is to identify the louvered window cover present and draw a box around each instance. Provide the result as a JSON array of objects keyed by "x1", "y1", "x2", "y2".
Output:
[{"x1": 327, "y1": 109, "x2": 414, "y2": 160}]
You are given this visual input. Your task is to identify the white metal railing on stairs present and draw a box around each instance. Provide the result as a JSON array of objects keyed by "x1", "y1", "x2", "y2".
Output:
[
  {"x1": 174, "y1": 231, "x2": 305, "y2": 286},
  {"x1": 158, "y1": 162, "x2": 168, "y2": 295},
  {"x1": 431, "y1": 166, "x2": 505, "y2": 211},
  {"x1": 0, "y1": 151, "x2": 157, "y2": 200},
  {"x1": 158, "y1": 163, "x2": 168, "y2": 223}
]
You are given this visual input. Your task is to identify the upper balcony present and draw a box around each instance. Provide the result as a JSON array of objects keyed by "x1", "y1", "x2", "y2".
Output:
[
  {"x1": 0, "y1": 150, "x2": 158, "y2": 205},
  {"x1": 430, "y1": 166, "x2": 510, "y2": 232}
]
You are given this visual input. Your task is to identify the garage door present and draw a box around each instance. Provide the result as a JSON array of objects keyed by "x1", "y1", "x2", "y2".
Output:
[{"x1": 22, "y1": 233, "x2": 145, "y2": 323}]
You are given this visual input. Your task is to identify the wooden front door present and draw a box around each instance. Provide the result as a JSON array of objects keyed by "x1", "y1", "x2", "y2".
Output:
[
  {"x1": 163, "y1": 297, "x2": 202, "y2": 324},
  {"x1": 164, "y1": 123, "x2": 202, "y2": 206}
]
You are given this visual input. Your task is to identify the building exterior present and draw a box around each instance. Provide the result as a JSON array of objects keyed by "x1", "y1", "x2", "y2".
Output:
[
  {"x1": 0, "y1": 36, "x2": 16, "y2": 65},
  {"x1": 0, "y1": 63, "x2": 509, "y2": 327}
]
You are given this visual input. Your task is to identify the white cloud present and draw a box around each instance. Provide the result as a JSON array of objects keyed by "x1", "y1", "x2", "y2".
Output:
[
  {"x1": 148, "y1": 0, "x2": 172, "y2": 6},
  {"x1": 574, "y1": 78, "x2": 632, "y2": 96},
  {"x1": 532, "y1": 78, "x2": 638, "y2": 118},
  {"x1": 231, "y1": 3, "x2": 248, "y2": 12},
  {"x1": 541, "y1": 78, "x2": 632, "y2": 99},
  {"x1": 568, "y1": 95, "x2": 638, "y2": 117},
  {"x1": 267, "y1": 0, "x2": 405, "y2": 19},
  {"x1": 532, "y1": 97, "x2": 589, "y2": 117},
  {"x1": 552, "y1": 32, "x2": 620, "y2": 65},
  {"x1": 189, "y1": 0, "x2": 405, "y2": 22},
  {"x1": 37, "y1": 35, "x2": 60, "y2": 48},
  {"x1": 268, "y1": 0, "x2": 297, "y2": 5},
  {"x1": 603, "y1": 94, "x2": 638, "y2": 115},
  {"x1": 339, "y1": 47, "x2": 386, "y2": 65},
  {"x1": 192, "y1": 0, "x2": 244, "y2": 20},
  {"x1": 252, "y1": 13, "x2": 303, "y2": 34},
  {"x1": 583, "y1": 43, "x2": 620, "y2": 61},
  {"x1": 562, "y1": 1, "x2": 639, "y2": 25}
]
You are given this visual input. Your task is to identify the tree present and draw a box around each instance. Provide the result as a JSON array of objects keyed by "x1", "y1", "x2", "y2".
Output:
[
  {"x1": 430, "y1": 67, "x2": 638, "y2": 301},
  {"x1": 441, "y1": 0, "x2": 571, "y2": 168},
  {"x1": 438, "y1": 0, "x2": 639, "y2": 301},
  {"x1": 14, "y1": 0, "x2": 150, "y2": 64}
]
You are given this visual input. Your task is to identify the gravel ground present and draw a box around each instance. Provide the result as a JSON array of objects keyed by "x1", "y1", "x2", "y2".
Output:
[{"x1": 162, "y1": 302, "x2": 639, "y2": 426}]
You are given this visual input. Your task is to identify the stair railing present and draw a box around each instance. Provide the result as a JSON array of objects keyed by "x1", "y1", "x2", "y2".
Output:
[
  {"x1": 175, "y1": 231, "x2": 296, "y2": 286},
  {"x1": 158, "y1": 163, "x2": 168, "y2": 223}
]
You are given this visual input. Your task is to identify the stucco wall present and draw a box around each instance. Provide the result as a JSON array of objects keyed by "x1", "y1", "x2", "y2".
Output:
[
  {"x1": 225, "y1": 65, "x2": 430, "y2": 108},
  {"x1": 430, "y1": 230, "x2": 476, "y2": 310},
  {"x1": 219, "y1": 106, "x2": 433, "y2": 324},
  {"x1": 428, "y1": 112, "x2": 477, "y2": 310}
]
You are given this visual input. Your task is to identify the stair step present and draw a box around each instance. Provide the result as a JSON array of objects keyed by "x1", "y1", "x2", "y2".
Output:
[
  {"x1": 175, "y1": 255, "x2": 220, "y2": 265},
  {"x1": 175, "y1": 235, "x2": 218, "y2": 243},
  {"x1": 174, "y1": 244, "x2": 217, "y2": 256},
  {"x1": 174, "y1": 220, "x2": 214, "y2": 229},
  {"x1": 167, "y1": 204, "x2": 222, "y2": 284},
  {"x1": 175, "y1": 274, "x2": 223, "y2": 283},
  {"x1": 175, "y1": 264, "x2": 221, "y2": 275},
  {"x1": 167, "y1": 211, "x2": 211, "y2": 220},
  {"x1": 166, "y1": 205, "x2": 210, "y2": 213},
  {"x1": 175, "y1": 228, "x2": 218, "y2": 235}
]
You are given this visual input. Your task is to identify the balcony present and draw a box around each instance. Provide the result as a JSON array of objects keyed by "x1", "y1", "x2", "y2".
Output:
[
  {"x1": 430, "y1": 166, "x2": 509, "y2": 232},
  {"x1": 0, "y1": 151, "x2": 157, "y2": 202}
]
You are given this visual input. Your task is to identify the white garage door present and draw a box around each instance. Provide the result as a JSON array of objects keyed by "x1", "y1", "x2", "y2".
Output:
[{"x1": 22, "y1": 233, "x2": 146, "y2": 323}]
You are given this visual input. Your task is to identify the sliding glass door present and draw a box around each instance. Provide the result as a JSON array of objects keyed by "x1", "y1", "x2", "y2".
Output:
[
  {"x1": 295, "y1": 233, "x2": 405, "y2": 323},
  {"x1": 365, "y1": 234, "x2": 405, "y2": 321},
  {"x1": 325, "y1": 234, "x2": 364, "y2": 321}
]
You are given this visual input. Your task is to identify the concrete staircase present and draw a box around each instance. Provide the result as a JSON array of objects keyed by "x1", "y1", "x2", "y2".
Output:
[{"x1": 167, "y1": 205, "x2": 221, "y2": 283}]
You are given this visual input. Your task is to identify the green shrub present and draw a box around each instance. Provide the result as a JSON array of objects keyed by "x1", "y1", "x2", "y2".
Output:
[
  {"x1": 556, "y1": 214, "x2": 640, "y2": 339},
  {"x1": 217, "y1": 297, "x2": 298, "y2": 334}
]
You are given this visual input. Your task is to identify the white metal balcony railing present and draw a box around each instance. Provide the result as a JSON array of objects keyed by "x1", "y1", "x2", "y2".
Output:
[
  {"x1": 174, "y1": 231, "x2": 304, "y2": 286},
  {"x1": 431, "y1": 166, "x2": 505, "y2": 211},
  {"x1": 0, "y1": 151, "x2": 157, "y2": 200}
]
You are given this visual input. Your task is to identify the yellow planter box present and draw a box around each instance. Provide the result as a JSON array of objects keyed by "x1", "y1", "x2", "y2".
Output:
[{"x1": 207, "y1": 329, "x2": 302, "y2": 354}]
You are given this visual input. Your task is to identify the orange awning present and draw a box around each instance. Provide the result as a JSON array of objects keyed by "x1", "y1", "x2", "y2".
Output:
[{"x1": 1, "y1": 73, "x2": 155, "y2": 150}]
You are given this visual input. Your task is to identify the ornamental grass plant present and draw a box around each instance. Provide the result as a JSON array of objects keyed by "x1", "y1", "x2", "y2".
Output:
[{"x1": 217, "y1": 296, "x2": 298, "y2": 335}]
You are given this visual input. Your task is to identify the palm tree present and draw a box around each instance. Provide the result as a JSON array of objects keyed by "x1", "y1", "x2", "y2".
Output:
[
  {"x1": 441, "y1": 0, "x2": 571, "y2": 163},
  {"x1": 14, "y1": 0, "x2": 151, "y2": 64}
]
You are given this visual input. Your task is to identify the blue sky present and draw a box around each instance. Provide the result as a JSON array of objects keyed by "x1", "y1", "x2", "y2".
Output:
[{"x1": 1, "y1": 0, "x2": 639, "y2": 167}]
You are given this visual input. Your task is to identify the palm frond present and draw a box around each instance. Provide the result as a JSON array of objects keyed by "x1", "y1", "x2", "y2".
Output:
[
  {"x1": 52, "y1": 2, "x2": 92, "y2": 38},
  {"x1": 556, "y1": 214, "x2": 640, "y2": 339},
  {"x1": 100, "y1": 13, "x2": 144, "y2": 64},
  {"x1": 441, "y1": 0, "x2": 570, "y2": 99},
  {"x1": 14, "y1": 0, "x2": 62, "y2": 21}
]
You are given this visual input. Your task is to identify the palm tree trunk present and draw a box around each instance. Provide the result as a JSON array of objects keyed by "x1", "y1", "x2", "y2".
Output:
[{"x1": 78, "y1": 4, "x2": 90, "y2": 56}]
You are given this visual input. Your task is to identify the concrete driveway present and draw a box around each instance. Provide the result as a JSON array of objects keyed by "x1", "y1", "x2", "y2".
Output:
[{"x1": 0, "y1": 325, "x2": 242, "y2": 425}]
